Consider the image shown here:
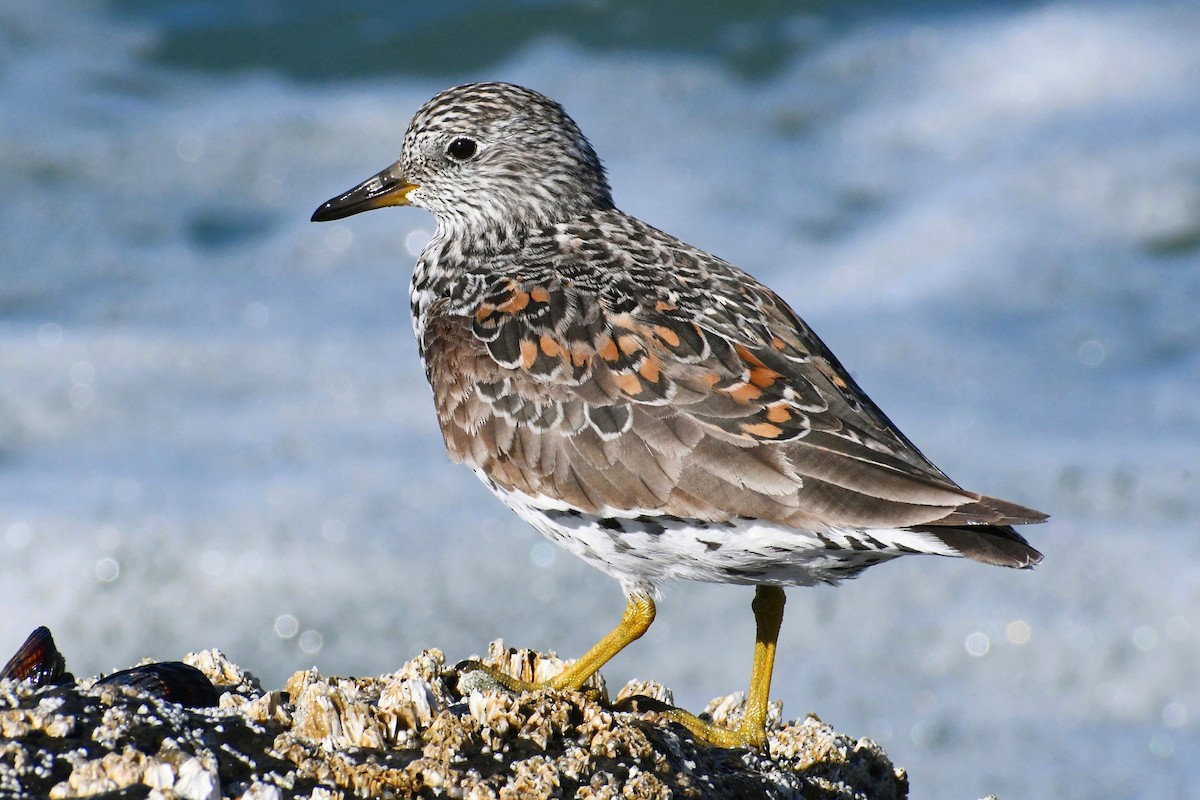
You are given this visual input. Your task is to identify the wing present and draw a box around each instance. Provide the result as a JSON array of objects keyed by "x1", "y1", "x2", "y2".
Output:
[{"x1": 421, "y1": 257, "x2": 1045, "y2": 546}]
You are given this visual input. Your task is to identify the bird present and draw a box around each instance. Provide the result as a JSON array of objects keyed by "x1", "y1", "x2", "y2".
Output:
[{"x1": 311, "y1": 81, "x2": 1046, "y2": 750}]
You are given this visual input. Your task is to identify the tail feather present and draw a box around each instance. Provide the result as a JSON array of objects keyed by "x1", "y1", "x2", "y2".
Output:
[
  {"x1": 937, "y1": 494, "x2": 1048, "y2": 527},
  {"x1": 910, "y1": 492, "x2": 1047, "y2": 569},
  {"x1": 912, "y1": 523, "x2": 1044, "y2": 568}
]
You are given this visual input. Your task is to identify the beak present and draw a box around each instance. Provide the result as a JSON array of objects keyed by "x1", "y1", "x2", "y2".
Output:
[{"x1": 311, "y1": 162, "x2": 418, "y2": 222}]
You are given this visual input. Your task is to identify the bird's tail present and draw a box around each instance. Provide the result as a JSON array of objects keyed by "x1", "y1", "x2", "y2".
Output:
[{"x1": 912, "y1": 494, "x2": 1047, "y2": 568}]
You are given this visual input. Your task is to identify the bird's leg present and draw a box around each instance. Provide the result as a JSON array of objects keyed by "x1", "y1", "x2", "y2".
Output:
[
  {"x1": 459, "y1": 588, "x2": 787, "y2": 751},
  {"x1": 545, "y1": 593, "x2": 656, "y2": 690},
  {"x1": 666, "y1": 585, "x2": 786, "y2": 750},
  {"x1": 457, "y1": 594, "x2": 656, "y2": 695}
]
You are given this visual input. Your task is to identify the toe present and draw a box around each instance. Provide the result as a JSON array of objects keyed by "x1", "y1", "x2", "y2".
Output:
[
  {"x1": 454, "y1": 660, "x2": 538, "y2": 694},
  {"x1": 663, "y1": 708, "x2": 767, "y2": 751}
]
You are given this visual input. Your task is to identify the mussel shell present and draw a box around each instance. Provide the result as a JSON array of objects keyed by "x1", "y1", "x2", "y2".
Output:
[
  {"x1": 1, "y1": 626, "x2": 69, "y2": 686},
  {"x1": 96, "y1": 661, "x2": 220, "y2": 708}
]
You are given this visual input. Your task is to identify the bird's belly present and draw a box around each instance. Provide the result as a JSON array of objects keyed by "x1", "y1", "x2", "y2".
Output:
[{"x1": 475, "y1": 475, "x2": 948, "y2": 595}]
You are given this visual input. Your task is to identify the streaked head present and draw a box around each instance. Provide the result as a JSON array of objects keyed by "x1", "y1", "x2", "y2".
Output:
[{"x1": 312, "y1": 82, "x2": 613, "y2": 234}]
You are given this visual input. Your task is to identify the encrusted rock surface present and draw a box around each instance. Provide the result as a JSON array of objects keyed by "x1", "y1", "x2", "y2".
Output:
[{"x1": 0, "y1": 641, "x2": 907, "y2": 799}]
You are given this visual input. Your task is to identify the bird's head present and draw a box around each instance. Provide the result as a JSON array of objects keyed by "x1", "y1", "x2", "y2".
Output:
[{"x1": 312, "y1": 82, "x2": 613, "y2": 237}]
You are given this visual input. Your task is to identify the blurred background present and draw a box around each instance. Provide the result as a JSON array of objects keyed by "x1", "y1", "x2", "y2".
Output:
[{"x1": 2, "y1": 1, "x2": 1198, "y2": 797}]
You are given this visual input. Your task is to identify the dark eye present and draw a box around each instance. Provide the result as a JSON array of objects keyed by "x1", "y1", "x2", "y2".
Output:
[{"x1": 446, "y1": 137, "x2": 478, "y2": 161}]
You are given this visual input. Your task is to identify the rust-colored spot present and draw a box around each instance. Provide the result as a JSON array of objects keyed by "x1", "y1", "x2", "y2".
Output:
[
  {"x1": 741, "y1": 421, "x2": 784, "y2": 439},
  {"x1": 598, "y1": 338, "x2": 619, "y2": 362},
  {"x1": 655, "y1": 300, "x2": 678, "y2": 312},
  {"x1": 729, "y1": 345, "x2": 777, "y2": 376},
  {"x1": 729, "y1": 345, "x2": 758, "y2": 364},
  {"x1": 830, "y1": 373, "x2": 848, "y2": 389},
  {"x1": 540, "y1": 333, "x2": 563, "y2": 358},
  {"x1": 614, "y1": 372, "x2": 644, "y2": 396},
  {"x1": 766, "y1": 403, "x2": 792, "y2": 423},
  {"x1": 725, "y1": 382, "x2": 763, "y2": 404},
  {"x1": 530, "y1": 286, "x2": 551, "y2": 303},
  {"x1": 475, "y1": 304, "x2": 495, "y2": 322},
  {"x1": 571, "y1": 348, "x2": 590, "y2": 368},
  {"x1": 639, "y1": 355, "x2": 662, "y2": 383},
  {"x1": 616, "y1": 334, "x2": 641, "y2": 355},
  {"x1": 699, "y1": 371, "x2": 722, "y2": 389},
  {"x1": 772, "y1": 336, "x2": 786, "y2": 351},
  {"x1": 654, "y1": 325, "x2": 681, "y2": 348},
  {"x1": 749, "y1": 366, "x2": 782, "y2": 389},
  {"x1": 497, "y1": 290, "x2": 531, "y2": 315},
  {"x1": 519, "y1": 339, "x2": 538, "y2": 369}
]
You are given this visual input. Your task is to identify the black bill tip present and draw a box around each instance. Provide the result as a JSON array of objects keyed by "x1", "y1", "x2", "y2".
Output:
[{"x1": 311, "y1": 164, "x2": 415, "y2": 222}]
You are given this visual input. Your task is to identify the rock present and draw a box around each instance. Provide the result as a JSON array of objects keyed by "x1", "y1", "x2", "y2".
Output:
[{"x1": 0, "y1": 640, "x2": 907, "y2": 799}]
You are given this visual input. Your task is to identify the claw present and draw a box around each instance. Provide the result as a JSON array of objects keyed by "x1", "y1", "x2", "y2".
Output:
[
  {"x1": 454, "y1": 660, "x2": 537, "y2": 695},
  {"x1": 455, "y1": 659, "x2": 608, "y2": 703},
  {"x1": 664, "y1": 708, "x2": 768, "y2": 750}
]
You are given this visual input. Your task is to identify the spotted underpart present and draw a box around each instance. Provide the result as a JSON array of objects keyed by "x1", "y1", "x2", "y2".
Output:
[
  {"x1": 386, "y1": 82, "x2": 1046, "y2": 594},
  {"x1": 496, "y1": 486, "x2": 961, "y2": 591}
]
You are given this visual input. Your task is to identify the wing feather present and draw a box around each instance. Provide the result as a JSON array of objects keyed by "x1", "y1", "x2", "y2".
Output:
[{"x1": 420, "y1": 232, "x2": 1045, "y2": 565}]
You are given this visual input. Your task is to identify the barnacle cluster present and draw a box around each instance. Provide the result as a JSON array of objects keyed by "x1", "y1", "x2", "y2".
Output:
[{"x1": 0, "y1": 639, "x2": 906, "y2": 799}]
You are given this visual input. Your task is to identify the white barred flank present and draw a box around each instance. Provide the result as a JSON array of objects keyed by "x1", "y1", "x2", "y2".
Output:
[{"x1": 487, "y1": 481, "x2": 963, "y2": 596}]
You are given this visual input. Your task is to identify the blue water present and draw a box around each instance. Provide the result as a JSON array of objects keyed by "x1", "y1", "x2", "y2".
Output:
[{"x1": 2, "y1": 2, "x2": 1199, "y2": 797}]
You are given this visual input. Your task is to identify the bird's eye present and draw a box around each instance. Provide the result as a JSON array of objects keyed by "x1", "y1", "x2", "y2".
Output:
[{"x1": 446, "y1": 137, "x2": 478, "y2": 161}]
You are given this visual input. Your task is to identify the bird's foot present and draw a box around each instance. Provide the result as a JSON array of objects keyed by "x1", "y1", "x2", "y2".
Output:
[
  {"x1": 455, "y1": 660, "x2": 768, "y2": 750},
  {"x1": 662, "y1": 707, "x2": 768, "y2": 751},
  {"x1": 454, "y1": 659, "x2": 537, "y2": 694},
  {"x1": 454, "y1": 659, "x2": 607, "y2": 703}
]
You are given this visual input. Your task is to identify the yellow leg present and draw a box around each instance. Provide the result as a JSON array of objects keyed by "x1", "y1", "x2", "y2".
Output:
[
  {"x1": 459, "y1": 594, "x2": 656, "y2": 693},
  {"x1": 666, "y1": 585, "x2": 786, "y2": 750},
  {"x1": 458, "y1": 586, "x2": 786, "y2": 751}
]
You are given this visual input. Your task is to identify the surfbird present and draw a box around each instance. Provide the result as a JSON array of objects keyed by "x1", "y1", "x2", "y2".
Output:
[{"x1": 312, "y1": 82, "x2": 1046, "y2": 749}]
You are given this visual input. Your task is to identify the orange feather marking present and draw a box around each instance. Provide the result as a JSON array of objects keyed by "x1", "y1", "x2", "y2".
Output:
[
  {"x1": 725, "y1": 382, "x2": 763, "y2": 403},
  {"x1": 749, "y1": 366, "x2": 782, "y2": 389},
  {"x1": 741, "y1": 421, "x2": 784, "y2": 439},
  {"x1": 639, "y1": 355, "x2": 662, "y2": 383},
  {"x1": 766, "y1": 403, "x2": 792, "y2": 423},
  {"x1": 654, "y1": 325, "x2": 681, "y2": 348},
  {"x1": 519, "y1": 339, "x2": 538, "y2": 369},
  {"x1": 617, "y1": 334, "x2": 641, "y2": 355},
  {"x1": 540, "y1": 333, "x2": 563, "y2": 358},
  {"x1": 498, "y1": 290, "x2": 530, "y2": 315},
  {"x1": 614, "y1": 372, "x2": 644, "y2": 395},
  {"x1": 734, "y1": 344, "x2": 768, "y2": 368}
]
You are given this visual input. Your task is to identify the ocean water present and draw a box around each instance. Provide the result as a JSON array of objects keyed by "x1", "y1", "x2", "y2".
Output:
[{"x1": 2, "y1": 1, "x2": 1198, "y2": 797}]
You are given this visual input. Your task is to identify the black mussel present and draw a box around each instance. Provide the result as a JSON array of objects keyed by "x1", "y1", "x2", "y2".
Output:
[
  {"x1": 95, "y1": 661, "x2": 220, "y2": 708},
  {"x1": 1, "y1": 626, "x2": 70, "y2": 686}
]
